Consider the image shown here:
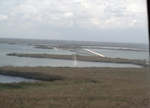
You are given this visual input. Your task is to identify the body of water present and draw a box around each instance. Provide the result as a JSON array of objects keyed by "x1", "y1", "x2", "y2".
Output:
[
  {"x1": 0, "y1": 75, "x2": 38, "y2": 83},
  {"x1": 0, "y1": 43, "x2": 142, "y2": 68},
  {"x1": 89, "y1": 48, "x2": 149, "y2": 60},
  {"x1": 0, "y1": 41, "x2": 147, "y2": 83}
]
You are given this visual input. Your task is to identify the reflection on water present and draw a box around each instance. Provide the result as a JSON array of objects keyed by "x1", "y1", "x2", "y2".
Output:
[{"x1": 0, "y1": 75, "x2": 39, "y2": 83}]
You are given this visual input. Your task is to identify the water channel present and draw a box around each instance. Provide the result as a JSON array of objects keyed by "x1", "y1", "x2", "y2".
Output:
[{"x1": 0, "y1": 75, "x2": 39, "y2": 83}]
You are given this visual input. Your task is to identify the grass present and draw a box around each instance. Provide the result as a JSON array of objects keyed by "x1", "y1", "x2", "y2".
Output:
[
  {"x1": 0, "y1": 66, "x2": 150, "y2": 108},
  {"x1": 7, "y1": 53, "x2": 149, "y2": 67}
]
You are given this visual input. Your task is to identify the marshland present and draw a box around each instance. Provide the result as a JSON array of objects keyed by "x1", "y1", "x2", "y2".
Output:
[
  {"x1": 0, "y1": 0, "x2": 149, "y2": 107},
  {"x1": 0, "y1": 66, "x2": 150, "y2": 108},
  {"x1": 0, "y1": 38, "x2": 149, "y2": 108}
]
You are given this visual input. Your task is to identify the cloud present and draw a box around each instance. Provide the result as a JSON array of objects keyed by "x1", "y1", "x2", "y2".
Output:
[
  {"x1": 0, "y1": 15, "x2": 8, "y2": 21},
  {"x1": 7, "y1": 0, "x2": 147, "y2": 30}
]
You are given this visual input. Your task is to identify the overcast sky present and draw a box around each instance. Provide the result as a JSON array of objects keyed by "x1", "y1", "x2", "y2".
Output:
[{"x1": 0, "y1": 0, "x2": 148, "y2": 43}]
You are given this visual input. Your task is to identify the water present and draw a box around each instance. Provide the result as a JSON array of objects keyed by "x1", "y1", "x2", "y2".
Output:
[
  {"x1": 0, "y1": 43, "x2": 142, "y2": 68},
  {"x1": 88, "y1": 48, "x2": 149, "y2": 60},
  {"x1": 0, "y1": 56, "x2": 142, "y2": 68},
  {"x1": 0, "y1": 75, "x2": 39, "y2": 83},
  {"x1": 0, "y1": 41, "x2": 146, "y2": 83},
  {"x1": 0, "y1": 43, "x2": 76, "y2": 55}
]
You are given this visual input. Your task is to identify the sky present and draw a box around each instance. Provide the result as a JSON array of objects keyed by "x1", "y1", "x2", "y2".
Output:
[{"x1": 0, "y1": 0, "x2": 149, "y2": 43}]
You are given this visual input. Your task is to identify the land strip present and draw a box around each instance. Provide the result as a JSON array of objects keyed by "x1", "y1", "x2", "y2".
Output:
[{"x1": 7, "y1": 53, "x2": 148, "y2": 67}]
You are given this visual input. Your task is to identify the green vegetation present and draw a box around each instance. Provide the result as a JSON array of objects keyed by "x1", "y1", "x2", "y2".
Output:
[
  {"x1": 7, "y1": 53, "x2": 149, "y2": 67},
  {"x1": 0, "y1": 66, "x2": 150, "y2": 108}
]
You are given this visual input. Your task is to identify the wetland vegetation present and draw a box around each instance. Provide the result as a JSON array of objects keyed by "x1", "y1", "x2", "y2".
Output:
[
  {"x1": 0, "y1": 38, "x2": 149, "y2": 108},
  {"x1": 0, "y1": 66, "x2": 150, "y2": 108}
]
